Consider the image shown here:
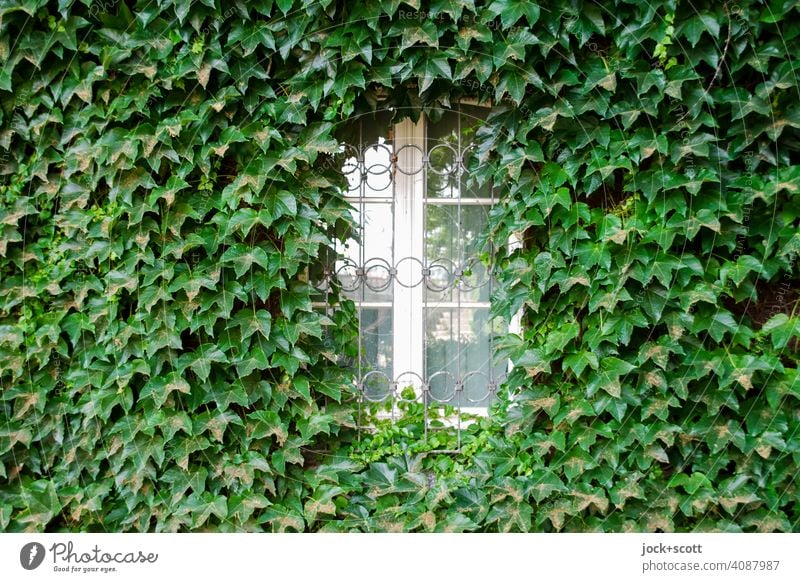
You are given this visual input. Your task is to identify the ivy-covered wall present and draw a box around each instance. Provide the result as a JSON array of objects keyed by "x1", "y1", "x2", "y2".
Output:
[{"x1": 1, "y1": 0, "x2": 798, "y2": 532}]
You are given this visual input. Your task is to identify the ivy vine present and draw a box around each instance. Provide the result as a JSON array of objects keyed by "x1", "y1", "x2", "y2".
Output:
[{"x1": 0, "y1": 0, "x2": 798, "y2": 532}]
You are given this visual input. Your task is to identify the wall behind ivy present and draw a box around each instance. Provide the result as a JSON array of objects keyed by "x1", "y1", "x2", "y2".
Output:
[{"x1": 1, "y1": 0, "x2": 798, "y2": 532}]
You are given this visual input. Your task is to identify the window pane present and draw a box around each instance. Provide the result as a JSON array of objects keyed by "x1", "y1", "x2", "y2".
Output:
[
  {"x1": 359, "y1": 110, "x2": 394, "y2": 149},
  {"x1": 425, "y1": 203, "x2": 458, "y2": 301},
  {"x1": 360, "y1": 306, "x2": 393, "y2": 385},
  {"x1": 363, "y1": 140, "x2": 394, "y2": 196},
  {"x1": 335, "y1": 219, "x2": 360, "y2": 300},
  {"x1": 425, "y1": 204, "x2": 492, "y2": 303},
  {"x1": 426, "y1": 110, "x2": 460, "y2": 199},
  {"x1": 425, "y1": 307, "x2": 502, "y2": 404},
  {"x1": 361, "y1": 203, "x2": 393, "y2": 301},
  {"x1": 334, "y1": 203, "x2": 394, "y2": 301},
  {"x1": 340, "y1": 144, "x2": 362, "y2": 195},
  {"x1": 360, "y1": 110, "x2": 394, "y2": 198},
  {"x1": 458, "y1": 204, "x2": 492, "y2": 303},
  {"x1": 425, "y1": 105, "x2": 492, "y2": 200},
  {"x1": 459, "y1": 104, "x2": 493, "y2": 199}
]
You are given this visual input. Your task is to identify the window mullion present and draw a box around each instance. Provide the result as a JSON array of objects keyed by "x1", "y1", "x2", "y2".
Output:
[{"x1": 392, "y1": 116, "x2": 425, "y2": 396}]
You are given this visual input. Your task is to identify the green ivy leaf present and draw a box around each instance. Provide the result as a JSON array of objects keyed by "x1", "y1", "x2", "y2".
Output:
[
  {"x1": 762, "y1": 314, "x2": 800, "y2": 349},
  {"x1": 17, "y1": 480, "x2": 62, "y2": 528},
  {"x1": 417, "y1": 55, "x2": 452, "y2": 94},
  {"x1": 140, "y1": 373, "x2": 191, "y2": 409},
  {"x1": 526, "y1": 470, "x2": 567, "y2": 502},
  {"x1": 485, "y1": 0, "x2": 540, "y2": 28},
  {"x1": 668, "y1": 473, "x2": 713, "y2": 495},
  {"x1": 178, "y1": 344, "x2": 229, "y2": 382}
]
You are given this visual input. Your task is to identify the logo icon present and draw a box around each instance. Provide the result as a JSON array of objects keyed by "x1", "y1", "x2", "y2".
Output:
[{"x1": 20, "y1": 542, "x2": 46, "y2": 570}]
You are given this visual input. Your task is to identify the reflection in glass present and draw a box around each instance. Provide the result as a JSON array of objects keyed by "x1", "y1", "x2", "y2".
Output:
[
  {"x1": 426, "y1": 110, "x2": 460, "y2": 199},
  {"x1": 425, "y1": 307, "x2": 504, "y2": 404},
  {"x1": 360, "y1": 307, "x2": 393, "y2": 376},
  {"x1": 424, "y1": 204, "x2": 491, "y2": 302},
  {"x1": 425, "y1": 105, "x2": 492, "y2": 200},
  {"x1": 335, "y1": 204, "x2": 394, "y2": 301},
  {"x1": 361, "y1": 203, "x2": 393, "y2": 301},
  {"x1": 363, "y1": 141, "x2": 393, "y2": 195}
]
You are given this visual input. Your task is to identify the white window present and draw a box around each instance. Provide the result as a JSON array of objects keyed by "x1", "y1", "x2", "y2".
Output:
[{"x1": 325, "y1": 103, "x2": 508, "y2": 424}]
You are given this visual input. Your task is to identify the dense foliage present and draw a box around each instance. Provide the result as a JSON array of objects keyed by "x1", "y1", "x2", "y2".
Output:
[{"x1": 1, "y1": 0, "x2": 799, "y2": 532}]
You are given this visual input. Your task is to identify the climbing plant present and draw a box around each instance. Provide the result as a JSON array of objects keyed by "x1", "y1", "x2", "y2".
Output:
[{"x1": 0, "y1": 0, "x2": 798, "y2": 532}]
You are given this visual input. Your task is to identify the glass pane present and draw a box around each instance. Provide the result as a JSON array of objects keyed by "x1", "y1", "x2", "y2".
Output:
[
  {"x1": 340, "y1": 143, "x2": 362, "y2": 195},
  {"x1": 426, "y1": 110, "x2": 460, "y2": 199},
  {"x1": 425, "y1": 203, "x2": 458, "y2": 301},
  {"x1": 359, "y1": 110, "x2": 394, "y2": 149},
  {"x1": 459, "y1": 204, "x2": 492, "y2": 303},
  {"x1": 459, "y1": 160, "x2": 493, "y2": 199},
  {"x1": 359, "y1": 307, "x2": 393, "y2": 402},
  {"x1": 362, "y1": 203, "x2": 393, "y2": 301},
  {"x1": 461, "y1": 104, "x2": 492, "y2": 199},
  {"x1": 360, "y1": 306, "x2": 393, "y2": 386},
  {"x1": 335, "y1": 215, "x2": 360, "y2": 300},
  {"x1": 425, "y1": 105, "x2": 492, "y2": 199},
  {"x1": 363, "y1": 139, "x2": 394, "y2": 196},
  {"x1": 338, "y1": 111, "x2": 395, "y2": 200},
  {"x1": 425, "y1": 307, "x2": 503, "y2": 404},
  {"x1": 361, "y1": 111, "x2": 394, "y2": 198},
  {"x1": 334, "y1": 203, "x2": 394, "y2": 301},
  {"x1": 424, "y1": 204, "x2": 492, "y2": 303}
]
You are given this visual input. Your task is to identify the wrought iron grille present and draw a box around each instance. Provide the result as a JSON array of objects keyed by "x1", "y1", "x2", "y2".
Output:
[{"x1": 316, "y1": 104, "x2": 507, "y2": 450}]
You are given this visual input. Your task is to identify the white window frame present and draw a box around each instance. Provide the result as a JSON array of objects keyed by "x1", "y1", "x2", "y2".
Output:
[
  {"x1": 392, "y1": 116, "x2": 426, "y2": 392},
  {"x1": 329, "y1": 104, "x2": 520, "y2": 429}
]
